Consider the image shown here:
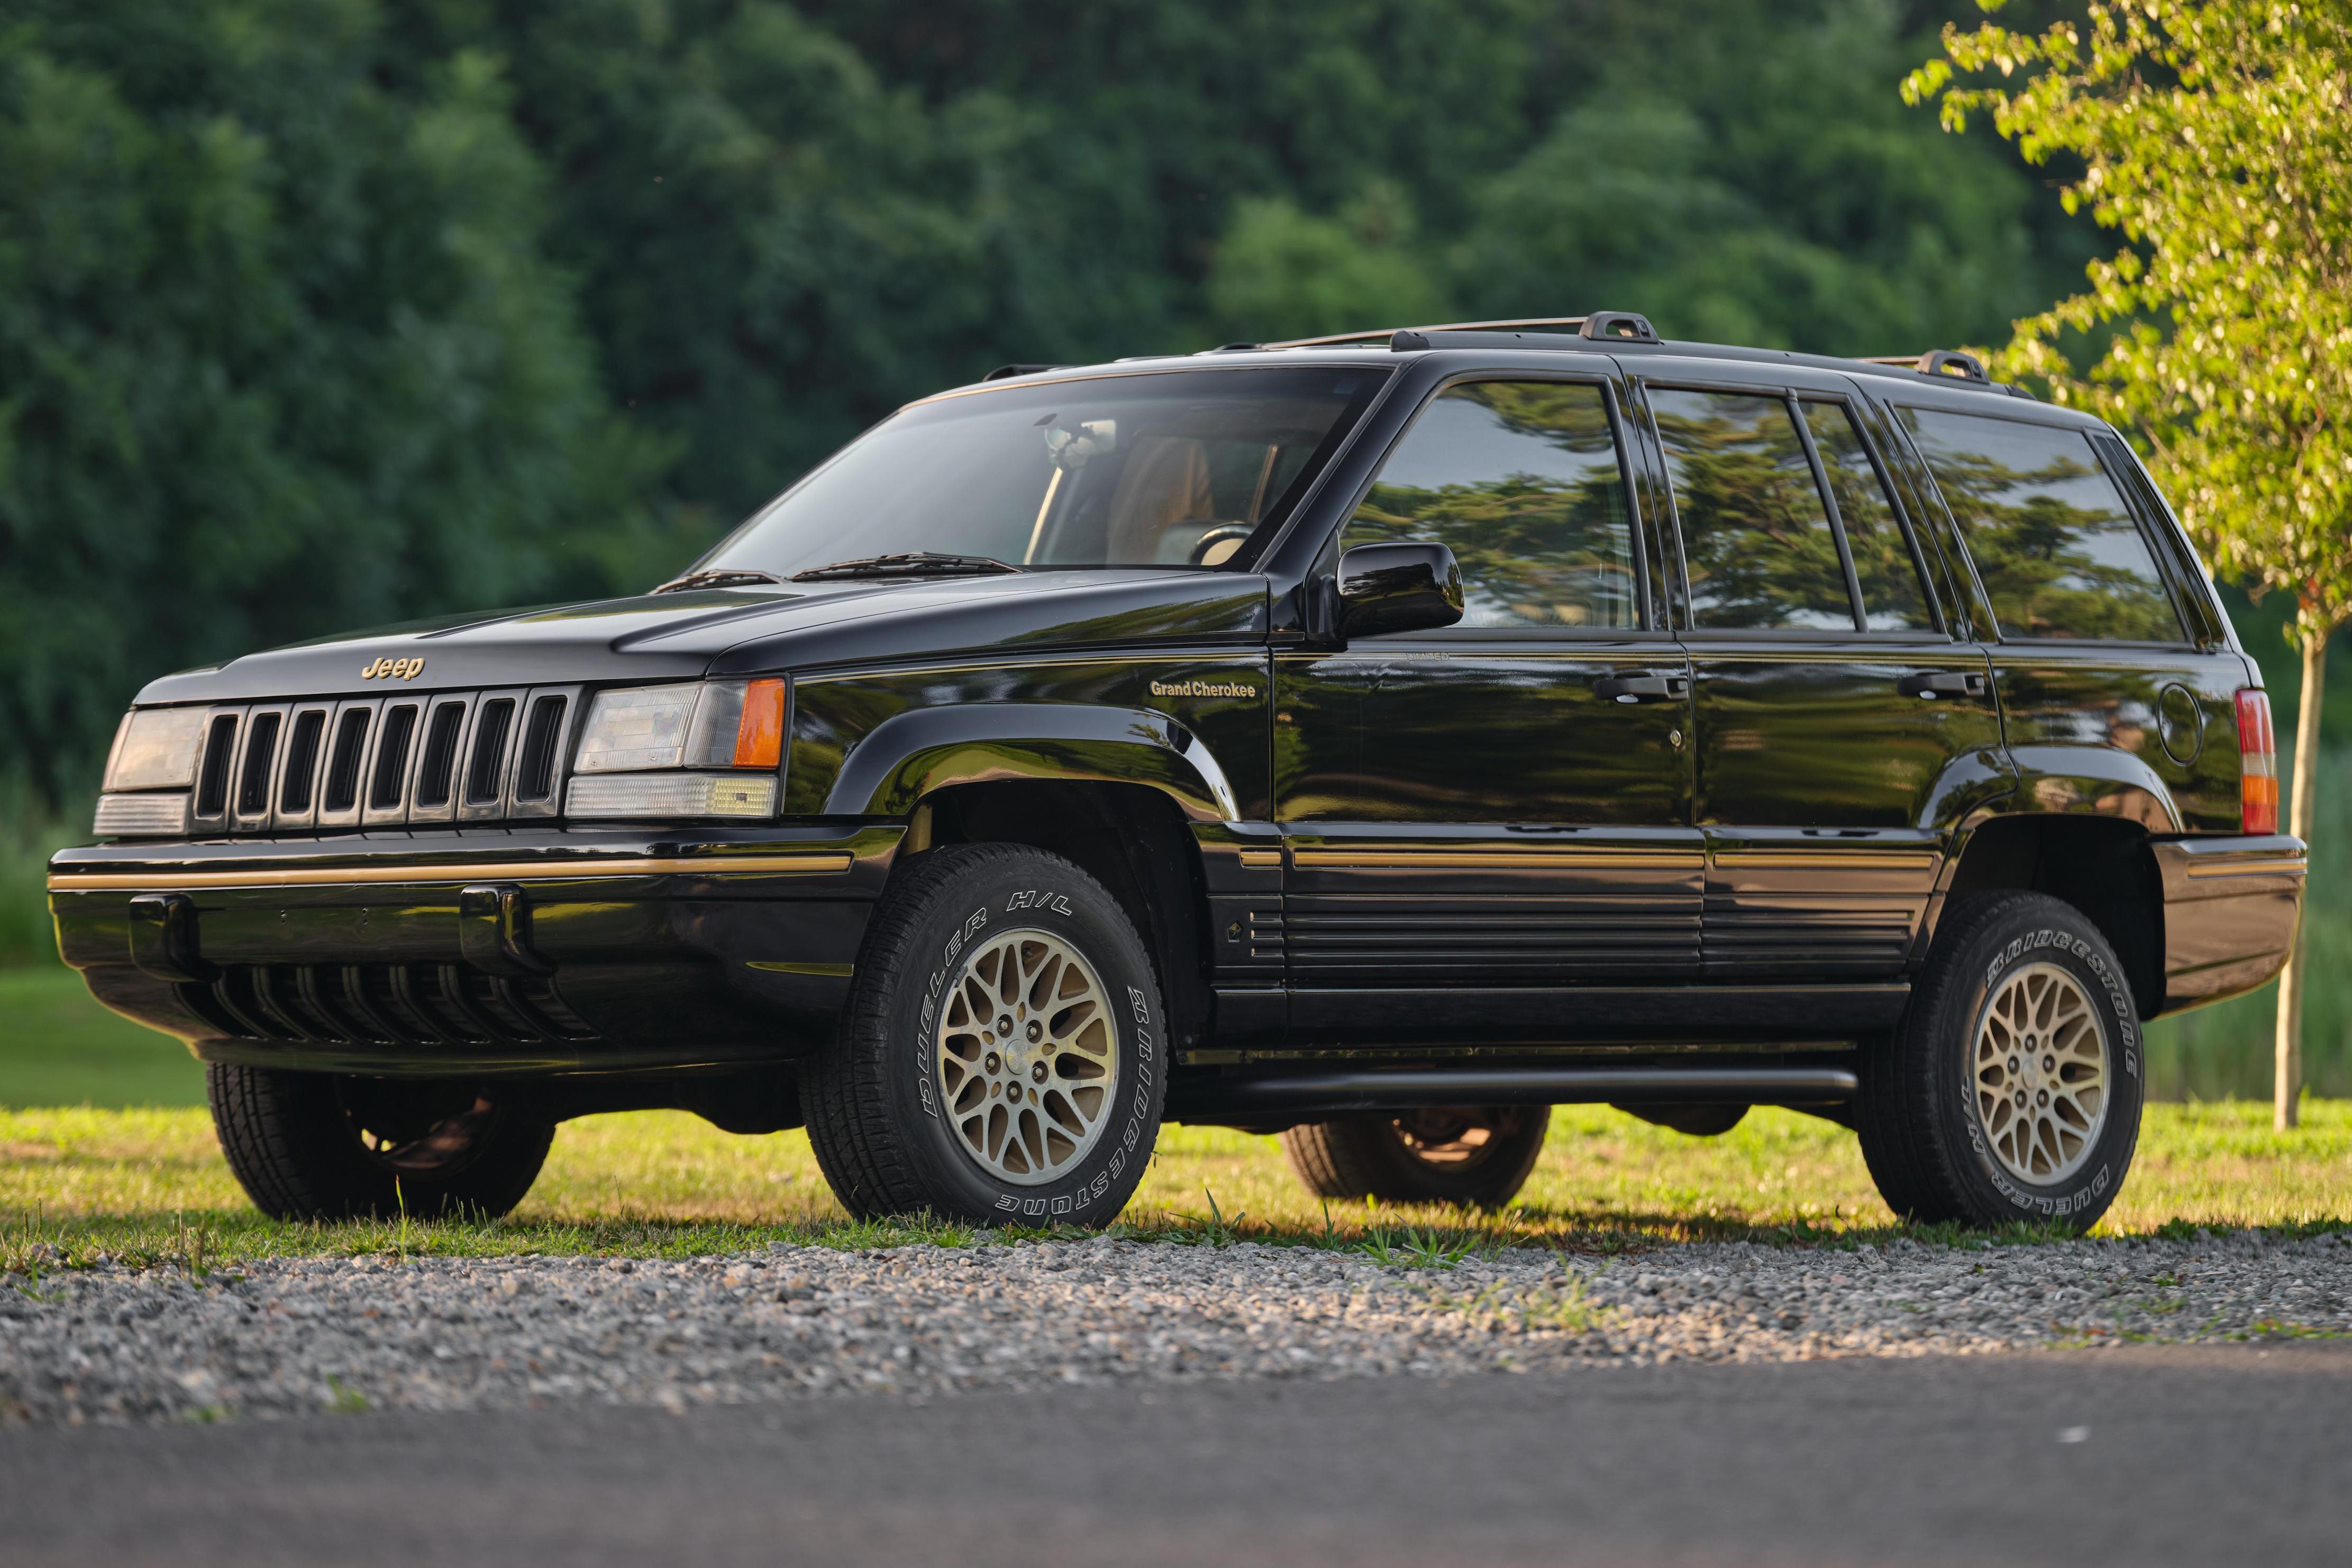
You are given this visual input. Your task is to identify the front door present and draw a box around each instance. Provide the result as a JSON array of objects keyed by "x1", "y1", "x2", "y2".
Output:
[
  {"x1": 1273, "y1": 375, "x2": 1702, "y2": 1042},
  {"x1": 1637, "y1": 370, "x2": 2008, "y2": 983}
]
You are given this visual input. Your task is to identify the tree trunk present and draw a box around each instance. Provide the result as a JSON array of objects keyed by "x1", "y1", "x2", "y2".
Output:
[{"x1": 2275, "y1": 625, "x2": 2328, "y2": 1131}]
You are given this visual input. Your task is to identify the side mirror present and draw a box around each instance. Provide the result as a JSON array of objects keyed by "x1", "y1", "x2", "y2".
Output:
[{"x1": 1335, "y1": 542, "x2": 1464, "y2": 639}]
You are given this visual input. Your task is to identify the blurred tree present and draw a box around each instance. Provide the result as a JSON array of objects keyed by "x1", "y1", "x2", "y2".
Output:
[
  {"x1": 1908, "y1": 0, "x2": 2352, "y2": 1126},
  {"x1": 1205, "y1": 184, "x2": 1447, "y2": 342},
  {"x1": 0, "y1": 2, "x2": 663, "y2": 804}
]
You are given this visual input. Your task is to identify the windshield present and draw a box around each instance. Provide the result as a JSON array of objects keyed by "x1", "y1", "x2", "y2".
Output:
[{"x1": 690, "y1": 367, "x2": 1390, "y2": 579}]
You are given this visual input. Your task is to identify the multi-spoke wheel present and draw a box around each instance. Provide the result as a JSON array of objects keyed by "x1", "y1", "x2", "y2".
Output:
[
  {"x1": 1971, "y1": 963, "x2": 2109, "y2": 1185},
  {"x1": 1282, "y1": 1105, "x2": 1549, "y2": 1210},
  {"x1": 207, "y1": 1065, "x2": 554, "y2": 1221},
  {"x1": 802, "y1": 843, "x2": 1165, "y2": 1226},
  {"x1": 1857, "y1": 890, "x2": 2144, "y2": 1233},
  {"x1": 936, "y1": 929, "x2": 1120, "y2": 1184}
]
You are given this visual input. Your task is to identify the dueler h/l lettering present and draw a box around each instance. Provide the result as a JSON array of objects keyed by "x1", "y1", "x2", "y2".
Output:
[{"x1": 52, "y1": 314, "x2": 2306, "y2": 1229}]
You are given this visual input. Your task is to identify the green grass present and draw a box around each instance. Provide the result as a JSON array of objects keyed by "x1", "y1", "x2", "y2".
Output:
[
  {"x1": 0, "y1": 968, "x2": 204, "y2": 1109},
  {"x1": 4, "y1": 1101, "x2": 2350, "y2": 1274}
]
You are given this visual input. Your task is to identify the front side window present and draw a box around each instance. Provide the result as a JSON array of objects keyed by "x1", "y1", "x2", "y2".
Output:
[
  {"x1": 696, "y1": 368, "x2": 1388, "y2": 577},
  {"x1": 1899, "y1": 408, "x2": 2185, "y2": 642},
  {"x1": 1342, "y1": 380, "x2": 1637, "y2": 630},
  {"x1": 1649, "y1": 388, "x2": 1853, "y2": 631}
]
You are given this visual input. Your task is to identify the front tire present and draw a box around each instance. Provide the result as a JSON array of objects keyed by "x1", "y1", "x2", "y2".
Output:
[
  {"x1": 1856, "y1": 891, "x2": 2144, "y2": 1233},
  {"x1": 1281, "y1": 1106, "x2": 1549, "y2": 1211},
  {"x1": 801, "y1": 844, "x2": 1166, "y2": 1226},
  {"x1": 207, "y1": 1065, "x2": 554, "y2": 1221}
]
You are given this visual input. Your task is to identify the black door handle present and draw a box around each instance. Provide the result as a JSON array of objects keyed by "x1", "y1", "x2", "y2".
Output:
[
  {"x1": 1596, "y1": 671, "x2": 1691, "y2": 704},
  {"x1": 1898, "y1": 670, "x2": 1987, "y2": 700}
]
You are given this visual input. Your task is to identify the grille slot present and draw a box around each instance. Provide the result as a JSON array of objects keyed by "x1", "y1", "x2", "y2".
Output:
[
  {"x1": 322, "y1": 709, "x2": 371, "y2": 815},
  {"x1": 196, "y1": 714, "x2": 240, "y2": 821},
  {"x1": 413, "y1": 700, "x2": 468, "y2": 813},
  {"x1": 466, "y1": 699, "x2": 515, "y2": 805},
  {"x1": 514, "y1": 696, "x2": 567, "y2": 804},
  {"x1": 279, "y1": 710, "x2": 326, "y2": 815},
  {"x1": 363, "y1": 701, "x2": 422, "y2": 826},
  {"x1": 234, "y1": 710, "x2": 283, "y2": 825}
]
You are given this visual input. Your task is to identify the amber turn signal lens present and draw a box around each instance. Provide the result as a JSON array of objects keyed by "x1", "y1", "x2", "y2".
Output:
[
  {"x1": 2235, "y1": 687, "x2": 2277, "y2": 834},
  {"x1": 732, "y1": 678, "x2": 785, "y2": 769}
]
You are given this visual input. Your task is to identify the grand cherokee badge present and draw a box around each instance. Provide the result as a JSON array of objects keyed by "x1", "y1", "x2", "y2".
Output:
[{"x1": 360, "y1": 657, "x2": 424, "y2": 681}]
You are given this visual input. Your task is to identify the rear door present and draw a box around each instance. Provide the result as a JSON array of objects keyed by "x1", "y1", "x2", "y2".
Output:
[
  {"x1": 1273, "y1": 370, "x2": 1702, "y2": 1034},
  {"x1": 1631, "y1": 363, "x2": 2008, "y2": 983}
]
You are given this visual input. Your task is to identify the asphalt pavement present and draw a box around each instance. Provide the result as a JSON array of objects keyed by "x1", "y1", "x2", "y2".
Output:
[{"x1": 6, "y1": 1342, "x2": 2348, "y2": 1566}]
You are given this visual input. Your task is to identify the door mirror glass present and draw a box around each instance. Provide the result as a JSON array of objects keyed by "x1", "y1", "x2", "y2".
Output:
[{"x1": 1336, "y1": 542, "x2": 1465, "y2": 639}]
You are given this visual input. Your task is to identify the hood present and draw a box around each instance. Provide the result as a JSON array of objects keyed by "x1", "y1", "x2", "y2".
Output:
[{"x1": 135, "y1": 572, "x2": 1270, "y2": 705}]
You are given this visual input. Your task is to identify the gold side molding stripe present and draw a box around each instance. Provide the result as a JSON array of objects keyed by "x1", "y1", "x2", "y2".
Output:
[
  {"x1": 1235, "y1": 849, "x2": 1283, "y2": 869},
  {"x1": 2183, "y1": 858, "x2": 2309, "y2": 881},
  {"x1": 746, "y1": 959, "x2": 856, "y2": 978},
  {"x1": 47, "y1": 853, "x2": 856, "y2": 892},
  {"x1": 1289, "y1": 850, "x2": 1704, "y2": 870},
  {"x1": 1713, "y1": 852, "x2": 1941, "y2": 871}
]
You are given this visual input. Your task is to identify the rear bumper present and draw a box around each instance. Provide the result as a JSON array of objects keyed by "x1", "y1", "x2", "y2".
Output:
[
  {"x1": 2153, "y1": 833, "x2": 2308, "y2": 1013},
  {"x1": 47, "y1": 825, "x2": 904, "y2": 1076}
]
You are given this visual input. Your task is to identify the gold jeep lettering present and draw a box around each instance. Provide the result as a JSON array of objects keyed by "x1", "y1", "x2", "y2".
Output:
[{"x1": 361, "y1": 657, "x2": 425, "y2": 681}]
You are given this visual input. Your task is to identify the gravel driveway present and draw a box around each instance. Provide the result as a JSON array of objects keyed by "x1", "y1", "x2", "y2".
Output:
[{"x1": 6, "y1": 1230, "x2": 2349, "y2": 1426}]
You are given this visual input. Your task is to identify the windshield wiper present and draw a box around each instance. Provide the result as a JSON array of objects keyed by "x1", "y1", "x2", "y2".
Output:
[
  {"x1": 790, "y1": 552, "x2": 1023, "y2": 581},
  {"x1": 651, "y1": 568, "x2": 787, "y2": 594}
]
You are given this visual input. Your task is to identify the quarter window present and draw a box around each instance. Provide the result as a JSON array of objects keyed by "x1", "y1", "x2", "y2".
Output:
[
  {"x1": 1649, "y1": 389, "x2": 1852, "y2": 632},
  {"x1": 1801, "y1": 402, "x2": 1934, "y2": 632},
  {"x1": 1343, "y1": 381, "x2": 1637, "y2": 630},
  {"x1": 1899, "y1": 409, "x2": 2185, "y2": 643}
]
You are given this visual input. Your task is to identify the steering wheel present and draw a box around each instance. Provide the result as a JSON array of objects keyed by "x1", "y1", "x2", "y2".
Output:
[{"x1": 1188, "y1": 524, "x2": 1254, "y2": 568}]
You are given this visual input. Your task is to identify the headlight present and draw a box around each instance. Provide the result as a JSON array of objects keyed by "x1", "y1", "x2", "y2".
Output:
[
  {"x1": 103, "y1": 707, "x2": 208, "y2": 791},
  {"x1": 568, "y1": 678, "x2": 785, "y2": 819},
  {"x1": 94, "y1": 707, "x2": 207, "y2": 836}
]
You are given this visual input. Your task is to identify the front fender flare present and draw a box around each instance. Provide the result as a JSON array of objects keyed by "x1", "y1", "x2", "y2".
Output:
[{"x1": 821, "y1": 703, "x2": 1241, "y2": 823}]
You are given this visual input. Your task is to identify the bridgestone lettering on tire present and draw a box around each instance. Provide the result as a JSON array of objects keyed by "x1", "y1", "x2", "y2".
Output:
[
  {"x1": 1856, "y1": 891, "x2": 2144, "y2": 1234},
  {"x1": 801, "y1": 844, "x2": 1166, "y2": 1226}
]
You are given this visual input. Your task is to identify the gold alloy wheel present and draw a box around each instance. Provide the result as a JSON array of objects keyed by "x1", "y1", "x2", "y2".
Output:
[
  {"x1": 1971, "y1": 962, "x2": 2110, "y2": 1184},
  {"x1": 935, "y1": 928, "x2": 1120, "y2": 1185}
]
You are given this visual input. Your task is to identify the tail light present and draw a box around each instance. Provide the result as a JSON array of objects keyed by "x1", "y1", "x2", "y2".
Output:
[{"x1": 2235, "y1": 687, "x2": 2278, "y2": 833}]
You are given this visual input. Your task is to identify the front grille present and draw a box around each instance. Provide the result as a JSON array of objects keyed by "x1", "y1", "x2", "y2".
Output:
[
  {"x1": 185, "y1": 686, "x2": 582, "y2": 835},
  {"x1": 180, "y1": 962, "x2": 598, "y2": 1047}
]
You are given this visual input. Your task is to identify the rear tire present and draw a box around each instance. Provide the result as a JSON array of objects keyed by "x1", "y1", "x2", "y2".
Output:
[
  {"x1": 1856, "y1": 890, "x2": 2143, "y2": 1233},
  {"x1": 1281, "y1": 1106, "x2": 1549, "y2": 1211},
  {"x1": 206, "y1": 1065, "x2": 554, "y2": 1221},
  {"x1": 801, "y1": 844, "x2": 1166, "y2": 1226}
]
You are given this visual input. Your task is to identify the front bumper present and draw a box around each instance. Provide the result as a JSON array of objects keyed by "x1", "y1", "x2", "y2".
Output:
[
  {"x1": 48, "y1": 825, "x2": 904, "y2": 1076},
  {"x1": 2153, "y1": 833, "x2": 2309, "y2": 1013}
]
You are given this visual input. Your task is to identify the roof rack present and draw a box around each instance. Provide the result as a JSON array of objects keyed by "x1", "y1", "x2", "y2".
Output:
[
  {"x1": 1858, "y1": 349, "x2": 1990, "y2": 384},
  {"x1": 1263, "y1": 315, "x2": 1592, "y2": 349}
]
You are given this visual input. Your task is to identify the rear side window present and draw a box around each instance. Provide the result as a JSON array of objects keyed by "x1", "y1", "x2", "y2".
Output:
[
  {"x1": 1344, "y1": 380, "x2": 1637, "y2": 629},
  {"x1": 1900, "y1": 409, "x2": 2185, "y2": 643},
  {"x1": 1648, "y1": 388, "x2": 1851, "y2": 631},
  {"x1": 1801, "y1": 403, "x2": 1934, "y2": 632}
]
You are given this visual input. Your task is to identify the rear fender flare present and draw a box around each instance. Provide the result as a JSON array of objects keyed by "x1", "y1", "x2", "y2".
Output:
[
  {"x1": 2002, "y1": 744, "x2": 2184, "y2": 834},
  {"x1": 822, "y1": 703, "x2": 1241, "y2": 823}
]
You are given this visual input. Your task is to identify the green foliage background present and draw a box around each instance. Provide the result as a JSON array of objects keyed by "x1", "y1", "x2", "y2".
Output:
[{"x1": 1, "y1": 0, "x2": 2105, "y2": 806}]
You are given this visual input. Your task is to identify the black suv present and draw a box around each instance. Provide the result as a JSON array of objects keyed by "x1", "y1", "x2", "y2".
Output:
[{"x1": 51, "y1": 313, "x2": 2308, "y2": 1233}]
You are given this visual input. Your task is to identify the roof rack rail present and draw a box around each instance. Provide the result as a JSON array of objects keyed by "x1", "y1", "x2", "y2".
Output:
[
  {"x1": 982, "y1": 363, "x2": 1069, "y2": 381},
  {"x1": 1859, "y1": 349, "x2": 1990, "y2": 383},
  {"x1": 1263, "y1": 316, "x2": 1593, "y2": 349}
]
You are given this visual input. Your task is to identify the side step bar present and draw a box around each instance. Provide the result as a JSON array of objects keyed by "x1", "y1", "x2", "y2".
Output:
[{"x1": 1168, "y1": 1065, "x2": 1858, "y2": 1119}]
